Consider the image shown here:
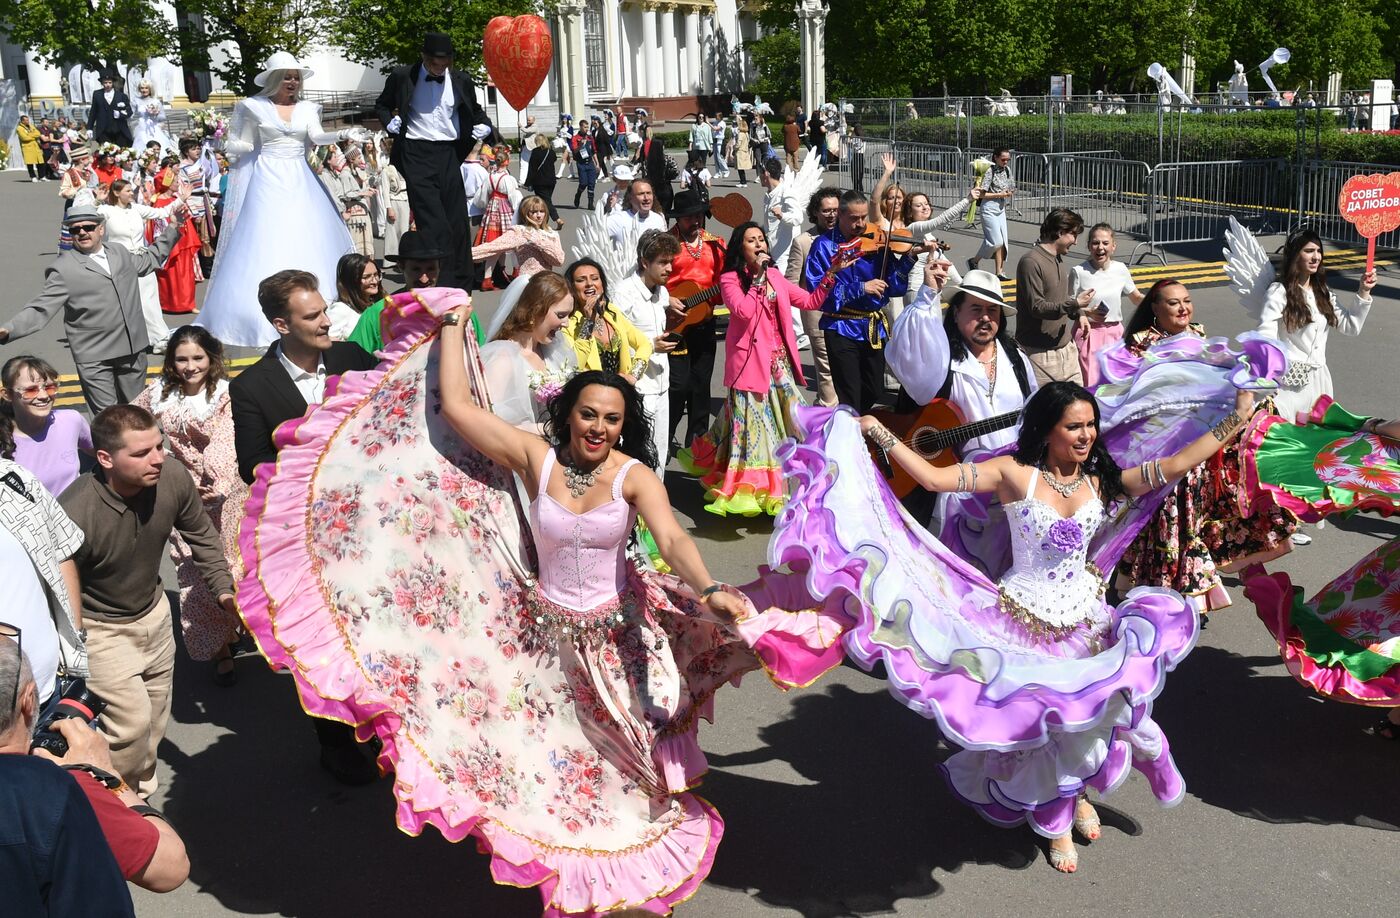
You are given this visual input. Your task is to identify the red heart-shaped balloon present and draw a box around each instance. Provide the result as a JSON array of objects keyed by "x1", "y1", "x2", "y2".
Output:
[{"x1": 483, "y1": 15, "x2": 554, "y2": 111}]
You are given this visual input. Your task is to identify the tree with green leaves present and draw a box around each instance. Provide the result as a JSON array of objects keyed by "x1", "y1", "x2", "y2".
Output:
[
  {"x1": 176, "y1": 0, "x2": 334, "y2": 95},
  {"x1": 332, "y1": 0, "x2": 555, "y2": 78},
  {"x1": 0, "y1": 0, "x2": 171, "y2": 84}
]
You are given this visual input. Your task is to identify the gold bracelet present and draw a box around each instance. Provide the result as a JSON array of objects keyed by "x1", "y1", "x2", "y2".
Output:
[
  {"x1": 1210, "y1": 410, "x2": 1242, "y2": 442},
  {"x1": 440, "y1": 312, "x2": 463, "y2": 327}
]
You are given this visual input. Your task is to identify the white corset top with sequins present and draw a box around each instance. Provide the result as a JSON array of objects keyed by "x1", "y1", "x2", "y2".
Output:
[{"x1": 998, "y1": 468, "x2": 1108, "y2": 629}]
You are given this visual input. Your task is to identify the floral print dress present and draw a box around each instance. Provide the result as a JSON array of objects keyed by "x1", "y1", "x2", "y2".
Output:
[
  {"x1": 1115, "y1": 324, "x2": 1296, "y2": 613},
  {"x1": 135, "y1": 380, "x2": 247, "y2": 659}
]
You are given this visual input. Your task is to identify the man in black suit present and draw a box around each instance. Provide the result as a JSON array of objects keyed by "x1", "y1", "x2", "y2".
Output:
[
  {"x1": 229, "y1": 269, "x2": 378, "y2": 785},
  {"x1": 375, "y1": 32, "x2": 494, "y2": 289},
  {"x1": 86, "y1": 73, "x2": 133, "y2": 147}
]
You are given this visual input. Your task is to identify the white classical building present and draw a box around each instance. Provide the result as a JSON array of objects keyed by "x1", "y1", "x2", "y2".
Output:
[{"x1": 3, "y1": 0, "x2": 759, "y2": 126}]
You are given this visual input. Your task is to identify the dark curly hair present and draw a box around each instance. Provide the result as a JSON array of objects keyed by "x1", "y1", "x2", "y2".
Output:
[
  {"x1": 1013, "y1": 381, "x2": 1123, "y2": 506},
  {"x1": 544, "y1": 370, "x2": 658, "y2": 470}
]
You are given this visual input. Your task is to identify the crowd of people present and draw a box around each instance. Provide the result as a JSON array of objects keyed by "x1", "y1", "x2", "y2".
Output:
[{"x1": 0, "y1": 32, "x2": 1394, "y2": 918}]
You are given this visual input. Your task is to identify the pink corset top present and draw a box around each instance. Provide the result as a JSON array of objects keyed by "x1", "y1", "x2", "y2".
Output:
[{"x1": 528, "y1": 449, "x2": 640, "y2": 612}]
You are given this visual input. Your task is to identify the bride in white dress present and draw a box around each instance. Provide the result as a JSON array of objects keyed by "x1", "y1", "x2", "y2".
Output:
[
  {"x1": 130, "y1": 81, "x2": 176, "y2": 154},
  {"x1": 196, "y1": 52, "x2": 369, "y2": 347}
]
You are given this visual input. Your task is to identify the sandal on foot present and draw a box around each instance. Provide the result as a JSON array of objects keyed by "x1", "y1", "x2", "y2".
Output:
[
  {"x1": 1366, "y1": 718, "x2": 1400, "y2": 740},
  {"x1": 1073, "y1": 809, "x2": 1102, "y2": 841},
  {"x1": 213, "y1": 655, "x2": 237, "y2": 688},
  {"x1": 1048, "y1": 844, "x2": 1078, "y2": 873}
]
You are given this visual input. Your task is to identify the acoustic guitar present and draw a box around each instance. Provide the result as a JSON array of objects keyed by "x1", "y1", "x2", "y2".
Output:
[
  {"x1": 664, "y1": 279, "x2": 723, "y2": 336},
  {"x1": 869, "y1": 399, "x2": 1022, "y2": 499}
]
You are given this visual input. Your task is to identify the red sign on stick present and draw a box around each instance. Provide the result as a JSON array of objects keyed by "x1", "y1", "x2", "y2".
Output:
[
  {"x1": 483, "y1": 15, "x2": 554, "y2": 111},
  {"x1": 1337, "y1": 171, "x2": 1400, "y2": 273}
]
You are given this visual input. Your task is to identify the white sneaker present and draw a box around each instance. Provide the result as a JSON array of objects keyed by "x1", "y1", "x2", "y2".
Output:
[
  {"x1": 30, "y1": 177, "x2": 37, "y2": 183},
  {"x1": 1291, "y1": 531, "x2": 1312, "y2": 546}
]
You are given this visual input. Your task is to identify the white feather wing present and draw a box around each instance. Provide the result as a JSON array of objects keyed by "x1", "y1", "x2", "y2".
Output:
[
  {"x1": 1222, "y1": 216, "x2": 1276, "y2": 322},
  {"x1": 570, "y1": 200, "x2": 636, "y2": 285}
]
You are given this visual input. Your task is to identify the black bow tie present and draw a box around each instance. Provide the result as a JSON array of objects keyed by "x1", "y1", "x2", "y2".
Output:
[{"x1": 424, "y1": 73, "x2": 445, "y2": 84}]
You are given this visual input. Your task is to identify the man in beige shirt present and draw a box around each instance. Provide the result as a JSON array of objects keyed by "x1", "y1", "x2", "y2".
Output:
[
  {"x1": 784, "y1": 186, "x2": 842, "y2": 406},
  {"x1": 60, "y1": 405, "x2": 235, "y2": 795},
  {"x1": 1014, "y1": 207, "x2": 1094, "y2": 386}
]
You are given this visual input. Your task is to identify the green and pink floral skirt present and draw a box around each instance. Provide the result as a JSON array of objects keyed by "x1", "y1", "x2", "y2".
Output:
[{"x1": 679, "y1": 355, "x2": 803, "y2": 517}]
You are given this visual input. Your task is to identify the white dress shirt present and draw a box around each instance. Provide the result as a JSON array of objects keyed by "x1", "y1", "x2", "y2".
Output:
[
  {"x1": 406, "y1": 67, "x2": 459, "y2": 142},
  {"x1": 85, "y1": 248, "x2": 112, "y2": 275},
  {"x1": 605, "y1": 209, "x2": 666, "y2": 249},
  {"x1": 613, "y1": 274, "x2": 670, "y2": 395},
  {"x1": 276, "y1": 343, "x2": 329, "y2": 404}
]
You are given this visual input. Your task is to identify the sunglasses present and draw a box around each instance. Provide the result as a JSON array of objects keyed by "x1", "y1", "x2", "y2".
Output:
[
  {"x1": 0, "y1": 621, "x2": 21, "y2": 715},
  {"x1": 12, "y1": 382, "x2": 59, "y2": 400},
  {"x1": 69, "y1": 224, "x2": 100, "y2": 234}
]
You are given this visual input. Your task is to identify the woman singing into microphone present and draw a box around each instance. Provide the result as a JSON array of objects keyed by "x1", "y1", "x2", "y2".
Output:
[{"x1": 680, "y1": 222, "x2": 851, "y2": 516}]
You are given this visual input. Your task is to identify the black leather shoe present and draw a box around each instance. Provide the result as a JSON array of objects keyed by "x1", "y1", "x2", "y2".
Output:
[{"x1": 319, "y1": 743, "x2": 380, "y2": 786}]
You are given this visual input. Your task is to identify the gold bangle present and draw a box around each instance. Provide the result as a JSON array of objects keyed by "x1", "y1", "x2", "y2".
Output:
[{"x1": 440, "y1": 313, "x2": 463, "y2": 327}]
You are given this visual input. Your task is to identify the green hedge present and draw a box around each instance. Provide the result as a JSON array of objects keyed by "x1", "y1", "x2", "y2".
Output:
[{"x1": 866, "y1": 111, "x2": 1400, "y2": 166}]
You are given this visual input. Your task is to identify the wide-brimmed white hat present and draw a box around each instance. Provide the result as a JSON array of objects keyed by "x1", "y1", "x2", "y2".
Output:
[
  {"x1": 942, "y1": 269, "x2": 1015, "y2": 315},
  {"x1": 255, "y1": 52, "x2": 314, "y2": 88}
]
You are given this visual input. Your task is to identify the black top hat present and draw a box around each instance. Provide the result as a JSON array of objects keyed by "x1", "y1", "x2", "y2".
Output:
[
  {"x1": 422, "y1": 32, "x2": 454, "y2": 57},
  {"x1": 386, "y1": 231, "x2": 446, "y2": 263},
  {"x1": 669, "y1": 190, "x2": 710, "y2": 219}
]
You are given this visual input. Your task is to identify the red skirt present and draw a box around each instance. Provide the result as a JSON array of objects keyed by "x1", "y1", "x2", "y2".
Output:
[{"x1": 157, "y1": 216, "x2": 202, "y2": 314}]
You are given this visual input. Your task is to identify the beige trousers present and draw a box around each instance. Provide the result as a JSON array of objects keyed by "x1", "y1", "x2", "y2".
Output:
[
  {"x1": 85, "y1": 593, "x2": 175, "y2": 796},
  {"x1": 1023, "y1": 342, "x2": 1084, "y2": 387},
  {"x1": 800, "y1": 308, "x2": 838, "y2": 406}
]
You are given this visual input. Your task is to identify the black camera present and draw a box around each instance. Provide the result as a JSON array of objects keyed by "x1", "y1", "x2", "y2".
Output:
[{"x1": 30, "y1": 679, "x2": 106, "y2": 757}]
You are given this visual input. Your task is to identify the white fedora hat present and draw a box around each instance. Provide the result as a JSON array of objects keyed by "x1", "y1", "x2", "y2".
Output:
[
  {"x1": 941, "y1": 268, "x2": 1015, "y2": 315},
  {"x1": 255, "y1": 51, "x2": 314, "y2": 88}
]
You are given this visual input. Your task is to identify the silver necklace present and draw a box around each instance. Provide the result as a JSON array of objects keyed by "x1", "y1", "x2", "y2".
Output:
[
  {"x1": 561, "y1": 453, "x2": 602, "y2": 498},
  {"x1": 1040, "y1": 466, "x2": 1086, "y2": 498}
]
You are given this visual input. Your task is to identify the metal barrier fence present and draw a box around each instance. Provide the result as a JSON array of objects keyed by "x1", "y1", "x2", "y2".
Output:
[
  {"x1": 1296, "y1": 159, "x2": 1400, "y2": 252},
  {"x1": 839, "y1": 137, "x2": 1393, "y2": 260}
]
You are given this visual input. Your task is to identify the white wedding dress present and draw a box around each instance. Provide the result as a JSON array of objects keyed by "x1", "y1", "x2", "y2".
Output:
[
  {"x1": 131, "y1": 98, "x2": 176, "y2": 153},
  {"x1": 197, "y1": 97, "x2": 353, "y2": 347}
]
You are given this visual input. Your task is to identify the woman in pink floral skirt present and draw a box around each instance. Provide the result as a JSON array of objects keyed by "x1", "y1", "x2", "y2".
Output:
[{"x1": 135, "y1": 326, "x2": 248, "y2": 684}]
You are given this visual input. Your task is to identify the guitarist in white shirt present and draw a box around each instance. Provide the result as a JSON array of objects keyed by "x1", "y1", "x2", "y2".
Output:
[
  {"x1": 614, "y1": 229, "x2": 681, "y2": 471},
  {"x1": 886, "y1": 261, "x2": 1037, "y2": 524}
]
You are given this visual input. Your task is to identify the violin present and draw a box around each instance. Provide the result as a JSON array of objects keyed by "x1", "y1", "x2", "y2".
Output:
[{"x1": 852, "y1": 224, "x2": 920, "y2": 255}]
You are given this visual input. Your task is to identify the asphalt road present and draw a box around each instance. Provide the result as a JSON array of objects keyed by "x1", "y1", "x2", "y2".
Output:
[{"x1": 1, "y1": 167, "x2": 1398, "y2": 918}]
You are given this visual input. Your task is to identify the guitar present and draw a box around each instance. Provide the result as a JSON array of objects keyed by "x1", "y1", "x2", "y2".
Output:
[
  {"x1": 664, "y1": 279, "x2": 723, "y2": 336},
  {"x1": 868, "y1": 399, "x2": 1022, "y2": 499}
]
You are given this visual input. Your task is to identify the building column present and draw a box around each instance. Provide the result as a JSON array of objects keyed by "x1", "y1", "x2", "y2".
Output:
[
  {"x1": 701, "y1": 14, "x2": 716, "y2": 94},
  {"x1": 557, "y1": 0, "x2": 588, "y2": 118},
  {"x1": 22, "y1": 48, "x2": 64, "y2": 104},
  {"x1": 684, "y1": 10, "x2": 701, "y2": 94},
  {"x1": 641, "y1": 6, "x2": 660, "y2": 98},
  {"x1": 659, "y1": 6, "x2": 679, "y2": 97},
  {"x1": 795, "y1": 0, "x2": 827, "y2": 114}
]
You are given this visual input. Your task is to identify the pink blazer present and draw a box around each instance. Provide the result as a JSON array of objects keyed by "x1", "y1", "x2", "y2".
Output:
[{"x1": 720, "y1": 268, "x2": 831, "y2": 394}]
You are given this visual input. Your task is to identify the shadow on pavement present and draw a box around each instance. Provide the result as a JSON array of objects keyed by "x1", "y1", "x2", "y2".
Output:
[
  {"x1": 161, "y1": 657, "x2": 538, "y2": 917},
  {"x1": 1157, "y1": 643, "x2": 1400, "y2": 831},
  {"x1": 702, "y1": 682, "x2": 1036, "y2": 917}
]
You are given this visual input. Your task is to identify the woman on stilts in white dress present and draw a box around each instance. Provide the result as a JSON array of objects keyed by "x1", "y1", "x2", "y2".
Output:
[{"x1": 196, "y1": 51, "x2": 370, "y2": 347}]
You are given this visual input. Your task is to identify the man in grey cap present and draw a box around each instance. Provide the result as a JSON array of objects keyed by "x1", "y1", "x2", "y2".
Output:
[{"x1": 1, "y1": 204, "x2": 187, "y2": 413}]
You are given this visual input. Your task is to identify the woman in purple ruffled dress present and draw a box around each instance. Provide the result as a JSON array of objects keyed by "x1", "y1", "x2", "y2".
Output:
[{"x1": 830, "y1": 379, "x2": 1260, "y2": 872}]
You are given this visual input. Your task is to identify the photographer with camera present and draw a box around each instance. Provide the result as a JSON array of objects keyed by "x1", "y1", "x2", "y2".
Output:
[
  {"x1": 0, "y1": 636, "x2": 133, "y2": 915},
  {"x1": 0, "y1": 635, "x2": 190, "y2": 902}
]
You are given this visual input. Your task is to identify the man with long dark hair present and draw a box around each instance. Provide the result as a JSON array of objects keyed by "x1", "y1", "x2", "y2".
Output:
[
  {"x1": 803, "y1": 190, "x2": 917, "y2": 413},
  {"x1": 1015, "y1": 207, "x2": 1095, "y2": 386}
]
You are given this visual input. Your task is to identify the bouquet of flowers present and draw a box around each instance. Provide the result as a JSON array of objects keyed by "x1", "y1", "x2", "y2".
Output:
[
  {"x1": 966, "y1": 156, "x2": 991, "y2": 224},
  {"x1": 528, "y1": 367, "x2": 574, "y2": 406},
  {"x1": 189, "y1": 108, "x2": 228, "y2": 141}
]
